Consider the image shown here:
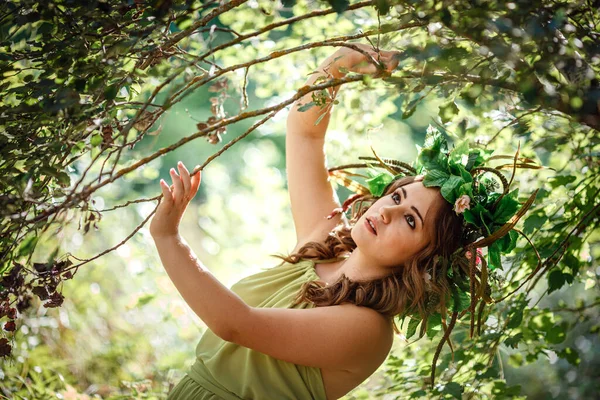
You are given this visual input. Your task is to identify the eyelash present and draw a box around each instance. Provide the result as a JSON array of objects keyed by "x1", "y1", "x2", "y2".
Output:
[{"x1": 391, "y1": 192, "x2": 416, "y2": 229}]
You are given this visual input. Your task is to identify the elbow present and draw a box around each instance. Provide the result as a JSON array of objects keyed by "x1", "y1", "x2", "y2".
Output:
[
  {"x1": 216, "y1": 304, "x2": 252, "y2": 343},
  {"x1": 216, "y1": 325, "x2": 235, "y2": 343}
]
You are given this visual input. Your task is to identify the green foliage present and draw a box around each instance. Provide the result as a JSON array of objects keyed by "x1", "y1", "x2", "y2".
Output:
[{"x1": 1, "y1": 0, "x2": 599, "y2": 399}]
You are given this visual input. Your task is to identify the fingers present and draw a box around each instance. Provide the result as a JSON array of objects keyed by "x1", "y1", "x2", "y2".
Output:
[
  {"x1": 159, "y1": 179, "x2": 173, "y2": 204},
  {"x1": 190, "y1": 166, "x2": 202, "y2": 196},
  {"x1": 170, "y1": 168, "x2": 183, "y2": 200},
  {"x1": 354, "y1": 49, "x2": 399, "y2": 75},
  {"x1": 167, "y1": 162, "x2": 201, "y2": 204},
  {"x1": 177, "y1": 161, "x2": 191, "y2": 196},
  {"x1": 379, "y1": 52, "x2": 399, "y2": 72}
]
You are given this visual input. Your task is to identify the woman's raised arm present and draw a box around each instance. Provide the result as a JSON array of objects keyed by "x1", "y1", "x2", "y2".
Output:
[{"x1": 285, "y1": 44, "x2": 400, "y2": 251}]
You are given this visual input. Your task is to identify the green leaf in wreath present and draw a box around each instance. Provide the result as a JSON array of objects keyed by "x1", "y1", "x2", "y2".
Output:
[
  {"x1": 487, "y1": 242, "x2": 502, "y2": 270},
  {"x1": 450, "y1": 162, "x2": 473, "y2": 183},
  {"x1": 426, "y1": 313, "x2": 442, "y2": 339},
  {"x1": 449, "y1": 139, "x2": 469, "y2": 164},
  {"x1": 492, "y1": 189, "x2": 521, "y2": 225},
  {"x1": 457, "y1": 181, "x2": 474, "y2": 198},
  {"x1": 498, "y1": 230, "x2": 518, "y2": 253},
  {"x1": 422, "y1": 169, "x2": 450, "y2": 188},
  {"x1": 406, "y1": 317, "x2": 420, "y2": 340},
  {"x1": 463, "y1": 208, "x2": 478, "y2": 225},
  {"x1": 366, "y1": 172, "x2": 394, "y2": 197},
  {"x1": 450, "y1": 284, "x2": 470, "y2": 312},
  {"x1": 440, "y1": 174, "x2": 464, "y2": 203}
]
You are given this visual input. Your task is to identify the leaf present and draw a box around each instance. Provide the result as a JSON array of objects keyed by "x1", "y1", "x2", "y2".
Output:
[
  {"x1": 423, "y1": 169, "x2": 450, "y2": 187},
  {"x1": 104, "y1": 84, "x2": 118, "y2": 101},
  {"x1": 366, "y1": 172, "x2": 394, "y2": 197},
  {"x1": 463, "y1": 209, "x2": 478, "y2": 225},
  {"x1": 492, "y1": 190, "x2": 521, "y2": 225},
  {"x1": 557, "y1": 347, "x2": 580, "y2": 366},
  {"x1": 32, "y1": 286, "x2": 50, "y2": 300},
  {"x1": 487, "y1": 242, "x2": 502, "y2": 270},
  {"x1": 375, "y1": 0, "x2": 391, "y2": 15},
  {"x1": 17, "y1": 236, "x2": 38, "y2": 257},
  {"x1": 297, "y1": 101, "x2": 315, "y2": 112},
  {"x1": 57, "y1": 172, "x2": 71, "y2": 188},
  {"x1": 549, "y1": 175, "x2": 576, "y2": 188},
  {"x1": 439, "y1": 100, "x2": 459, "y2": 124},
  {"x1": 498, "y1": 230, "x2": 518, "y2": 253},
  {"x1": 546, "y1": 322, "x2": 567, "y2": 344},
  {"x1": 507, "y1": 307, "x2": 523, "y2": 329},
  {"x1": 548, "y1": 268, "x2": 566, "y2": 293},
  {"x1": 426, "y1": 313, "x2": 442, "y2": 339},
  {"x1": 443, "y1": 382, "x2": 464, "y2": 399},
  {"x1": 409, "y1": 390, "x2": 427, "y2": 398},
  {"x1": 314, "y1": 112, "x2": 327, "y2": 126},
  {"x1": 450, "y1": 140, "x2": 469, "y2": 166},
  {"x1": 90, "y1": 133, "x2": 102, "y2": 147},
  {"x1": 562, "y1": 252, "x2": 580, "y2": 276},
  {"x1": 523, "y1": 212, "x2": 548, "y2": 234},
  {"x1": 450, "y1": 285, "x2": 470, "y2": 312},
  {"x1": 406, "y1": 317, "x2": 420, "y2": 339},
  {"x1": 504, "y1": 332, "x2": 523, "y2": 348},
  {"x1": 326, "y1": 0, "x2": 349, "y2": 13},
  {"x1": 136, "y1": 294, "x2": 156, "y2": 307},
  {"x1": 440, "y1": 174, "x2": 464, "y2": 203},
  {"x1": 402, "y1": 101, "x2": 418, "y2": 119}
]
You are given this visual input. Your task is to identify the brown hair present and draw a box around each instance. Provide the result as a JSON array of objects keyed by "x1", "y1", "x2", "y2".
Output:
[{"x1": 275, "y1": 176, "x2": 465, "y2": 334}]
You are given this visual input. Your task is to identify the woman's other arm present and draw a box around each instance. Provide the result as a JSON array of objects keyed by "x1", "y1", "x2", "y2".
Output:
[
  {"x1": 286, "y1": 52, "x2": 346, "y2": 250},
  {"x1": 153, "y1": 234, "x2": 247, "y2": 338},
  {"x1": 286, "y1": 45, "x2": 400, "y2": 251},
  {"x1": 150, "y1": 163, "x2": 247, "y2": 338}
]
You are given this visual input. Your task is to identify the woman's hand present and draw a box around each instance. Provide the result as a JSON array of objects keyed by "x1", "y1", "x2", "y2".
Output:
[
  {"x1": 325, "y1": 42, "x2": 401, "y2": 78},
  {"x1": 150, "y1": 161, "x2": 201, "y2": 239}
]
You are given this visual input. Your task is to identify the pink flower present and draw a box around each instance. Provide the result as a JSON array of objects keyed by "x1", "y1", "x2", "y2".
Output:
[
  {"x1": 454, "y1": 194, "x2": 471, "y2": 214},
  {"x1": 465, "y1": 248, "x2": 483, "y2": 265}
]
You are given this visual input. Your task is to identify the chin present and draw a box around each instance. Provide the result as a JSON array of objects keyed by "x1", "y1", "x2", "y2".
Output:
[{"x1": 350, "y1": 224, "x2": 373, "y2": 257}]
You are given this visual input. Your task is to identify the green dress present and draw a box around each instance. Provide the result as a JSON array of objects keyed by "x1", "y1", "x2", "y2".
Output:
[{"x1": 167, "y1": 258, "x2": 337, "y2": 400}]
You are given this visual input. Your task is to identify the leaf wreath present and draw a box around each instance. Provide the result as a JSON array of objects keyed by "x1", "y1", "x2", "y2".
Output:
[{"x1": 327, "y1": 125, "x2": 547, "y2": 388}]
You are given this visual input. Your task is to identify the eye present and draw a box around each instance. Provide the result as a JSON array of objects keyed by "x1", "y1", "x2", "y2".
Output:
[{"x1": 392, "y1": 191, "x2": 416, "y2": 229}]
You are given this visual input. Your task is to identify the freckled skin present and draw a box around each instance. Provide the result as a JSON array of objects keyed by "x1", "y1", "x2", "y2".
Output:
[{"x1": 351, "y1": 182, "x2": 443, "y2": 269}]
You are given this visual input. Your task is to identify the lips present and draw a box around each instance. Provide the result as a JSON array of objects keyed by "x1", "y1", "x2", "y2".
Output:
[{"x1": 365, "y1": 217, "x2": 377, "y2": 235}]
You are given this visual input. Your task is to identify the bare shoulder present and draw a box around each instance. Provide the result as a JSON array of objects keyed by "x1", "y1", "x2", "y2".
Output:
[
  {"x1": 339, "y1": 304, "x2": 394, "y2": 371},
  {"x1": 229, "y1": 302, "x2": 394, "y2": 373}
]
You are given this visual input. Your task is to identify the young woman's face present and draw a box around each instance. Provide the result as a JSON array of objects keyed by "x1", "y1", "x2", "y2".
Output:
[{"x1": 351, "y1": 181, "x2": 442, "y2": 268}]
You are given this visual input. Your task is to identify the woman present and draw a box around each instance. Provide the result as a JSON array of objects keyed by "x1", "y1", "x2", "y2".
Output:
[{"x1": 150, "y1": 44, "x2": 466, "y2": 400}]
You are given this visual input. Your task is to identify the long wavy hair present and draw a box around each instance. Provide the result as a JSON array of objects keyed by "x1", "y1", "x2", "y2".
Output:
[{"x1": 275, "y1": 176, "x2": 466, "y2": 334}]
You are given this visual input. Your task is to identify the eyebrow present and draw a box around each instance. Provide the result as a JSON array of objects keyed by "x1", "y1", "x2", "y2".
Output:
[{"x1": 401, "y1": 187, "x2": 424, "y2": 226}]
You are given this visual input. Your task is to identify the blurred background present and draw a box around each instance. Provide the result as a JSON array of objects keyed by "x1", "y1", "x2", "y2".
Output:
[{"x1": 1, "y1": 1, "x2": 598, "y2": 399}]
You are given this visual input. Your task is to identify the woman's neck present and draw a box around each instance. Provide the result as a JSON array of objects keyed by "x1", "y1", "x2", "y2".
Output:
[{"x1": 328, "y1": 249, "x2": 390, "y2": 283}]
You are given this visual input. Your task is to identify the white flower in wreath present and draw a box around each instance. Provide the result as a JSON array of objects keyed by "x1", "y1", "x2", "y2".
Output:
[{"x1": 454, "y1": 194, "x2": 471, "y2": 214}]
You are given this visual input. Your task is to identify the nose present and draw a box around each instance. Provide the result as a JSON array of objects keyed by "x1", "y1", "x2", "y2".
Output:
[{"x1": 379, "y1": 204, "x2": 401, "y2": 224}]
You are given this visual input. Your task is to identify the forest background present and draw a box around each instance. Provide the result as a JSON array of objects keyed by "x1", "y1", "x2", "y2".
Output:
[{"x1": 0, "y1": 0, "x2": 599, "y2": 399}]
